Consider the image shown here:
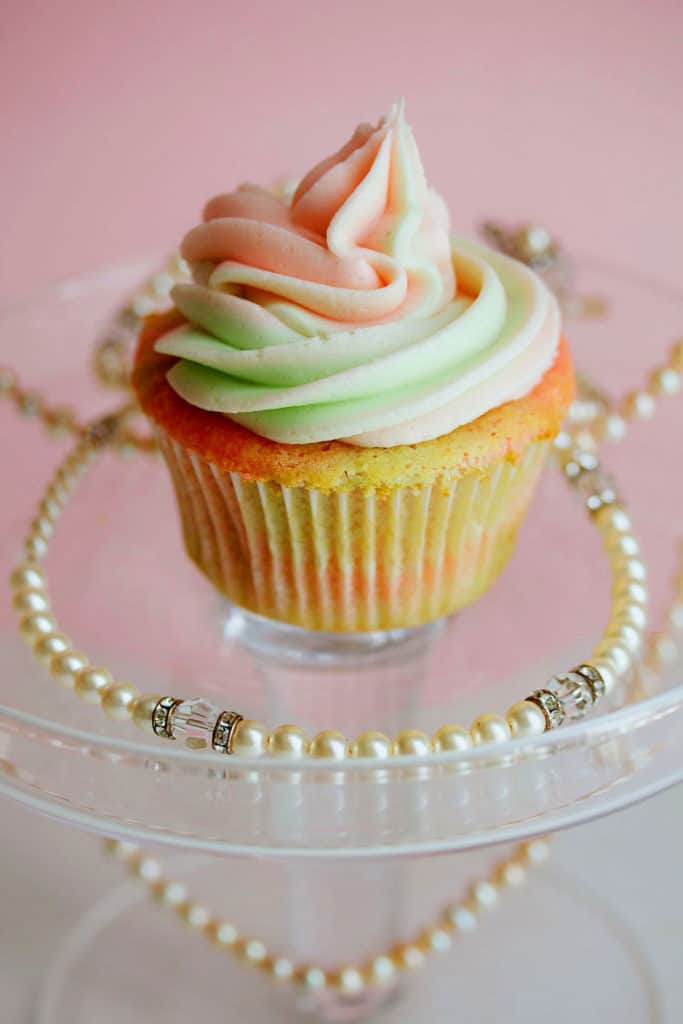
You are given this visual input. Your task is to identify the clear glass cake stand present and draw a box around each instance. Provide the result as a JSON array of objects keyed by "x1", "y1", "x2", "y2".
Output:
[{"x1": 1, "y1": 256, "x2": 682, "y2": 1022}]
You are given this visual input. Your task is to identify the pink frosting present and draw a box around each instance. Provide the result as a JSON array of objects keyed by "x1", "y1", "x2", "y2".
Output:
[{"x1": 180, "y1": 103, "x2": 455, "y2": 325}]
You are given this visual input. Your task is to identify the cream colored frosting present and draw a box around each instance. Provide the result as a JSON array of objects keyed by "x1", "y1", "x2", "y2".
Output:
[{"x1": 156, "y1": 102, "x2": 560, "y2": 447}]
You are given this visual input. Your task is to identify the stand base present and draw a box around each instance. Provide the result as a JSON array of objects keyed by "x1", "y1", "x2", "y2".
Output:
[
  {"x1": 222, "y1": 602, "x2": 446, "y2": 666},
  {"x1": 34, "y1": 861, "x2": 660, "y2": 1024}
]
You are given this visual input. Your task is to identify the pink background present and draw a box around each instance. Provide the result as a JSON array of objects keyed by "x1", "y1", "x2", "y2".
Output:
[
  {"x1": 2, "y1": 0, "x2": 682, "y2": 302},
  {"x1": 1, "y1": 11, "x2": 683, "y2": 1018}
]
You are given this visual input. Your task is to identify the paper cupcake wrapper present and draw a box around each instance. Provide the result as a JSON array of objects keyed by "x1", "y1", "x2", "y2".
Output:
[{"x1": 158, "y1": 433, "x2": 550, "y2": 632}]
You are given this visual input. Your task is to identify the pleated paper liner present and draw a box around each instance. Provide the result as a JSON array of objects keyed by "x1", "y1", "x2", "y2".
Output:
[{"x1": 158, "y1": 432, "x2": 550, "y2": 632}]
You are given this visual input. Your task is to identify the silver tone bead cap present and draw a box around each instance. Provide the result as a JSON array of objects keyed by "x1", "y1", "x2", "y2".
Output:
[{"x1": 527, "y1": 689, "x2": 565, "y2": 730}]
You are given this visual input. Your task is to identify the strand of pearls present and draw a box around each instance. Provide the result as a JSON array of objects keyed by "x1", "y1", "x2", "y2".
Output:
[
  {"x1": 562, "y1": 343, "x2": 683, "y2": 447},
  {"x1": 9, "y1": 409, "x2": 648, "y2": 760},
  {"x1": 94, "y1": 548, "x2": 683, "y2": 998},
  {"x1": 102, "y1": 834, "x2": 551, "y2": 996}
]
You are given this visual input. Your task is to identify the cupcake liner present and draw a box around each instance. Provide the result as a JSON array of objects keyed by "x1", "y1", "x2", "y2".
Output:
[{"x1": 158, "y1": 432, "x2": 550, "y2": 632}]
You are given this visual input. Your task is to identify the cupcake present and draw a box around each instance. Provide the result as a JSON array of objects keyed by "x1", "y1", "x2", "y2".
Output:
[{"x1": 133, "y1": 102, "x2": 573, "y2": 632}]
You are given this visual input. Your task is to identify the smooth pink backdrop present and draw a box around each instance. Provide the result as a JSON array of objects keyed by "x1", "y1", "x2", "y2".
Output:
[{"x1": 1, "y1": 0, "x2": 682, "y2": 301}]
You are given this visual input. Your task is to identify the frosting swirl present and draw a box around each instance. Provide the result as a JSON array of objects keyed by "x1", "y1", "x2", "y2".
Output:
[{"x1": 157, "y1": 102, "x2": 560, "y2": 447}]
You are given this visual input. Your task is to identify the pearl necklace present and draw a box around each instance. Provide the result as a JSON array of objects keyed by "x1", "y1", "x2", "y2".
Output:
[
  {"x1": 8, "y1": 404, "x2": 647, "y2": 757},
  {"x1": 4, "y1": 234, "x2": 683, "y2": 999},
  {"x1": 102, "y1": 833, "x2": 553, "y2": 996}
]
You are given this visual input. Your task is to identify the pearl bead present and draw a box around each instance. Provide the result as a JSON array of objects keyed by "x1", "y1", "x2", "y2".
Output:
[
  {"x1": 393, "y1": 944, "x2": 425, "y2": 971},
  {"x1": 335, "y1": 967, "x2": 365, "y2": 993},
  {"x1": 445, "y1": 904, "x2": 477, "y2": 931},
  {"x1": 238, "y1": 938, "x2": 267, "y2": 964},
  {"x1": 271, "y1": 957, "x2": 294, "y2": 980},
  {"x1": 622, "y1": 390, "x2": 655, "y2": 420},
  {"x1": 668, "y1": 603, "x2": 683, "y2": 631},
  {"x1": 471, "y1": 880, "x2": 498, "y2": 908},
  {"x1": 131, "y1": 694, "x2": 162, "y2": 733},
  {"x1": 19, "y1": 611, "x2": 56, "y2": 641},
  {"x1": 594, "y1": 412, "x2": 627, "y2": 442},
  {"x1": 268, "y1": 724, "x2": 308, "y2": 759},
  {"x1": 421, "y1": 927, "x2": 452, "y2": 953},
  {"x1": 608, "y1": 534, "x2": 640, "y2": 558},
  {"x1": 151, "y1": 880, "x2": 187, "y2": 907},
  {"x1": 591, "y1": 659, "x2": 617, "y2": 694},
  {"x1": 206, "y1": 920, "x2": 238, "y2": 948},
  {"x1": 39, "y1": 495, "x2": 62, "y2": 520},
  {"x1": 178, "y1": 901, "x2": 211, "y2": 929},
  {"x1": 470, "y1": 714, "x2": 511, "y2": 746},
  {"x1": 391, "y1": 729, "x2": 431, "y2": 757},
  {"x1": 650, "y1": 633, "x2": 677, "y2": 666},
  {"x1": 350, "y1": 730, "x2": 392, "y2": 759},
  {"x1": 12, "y1": 588, "x2": 50, "y2": 615},
  {"x1": 101, "y1": 682, "x2": 139, "y2": 720},
  {"x1": 615, "y1": 603, "x2": 647, "y2": 629},
  {"x1": 17, "y1": 390, "x2": 43, "y2": 416},
  {"x1": 10, "y1": 564, "x2": 46, "y2": 590},
  {"x1": 301, "y1": 967, "x2": 327, "y2": 990},
  {"x1": 617, "y1": 557, "x2": 647, "y2": 582},
  {"x1": 595, "y1": 505, "x2": 631, "y2": 533},
  {"x1": 24, "y1": 535, "x2": 48, "y2": 561},
  {"x1": 606, "y1": 623, "x2": 642, "y2": 654},
  {"x1": 431, "y1": 723, "x2": 472, "y2": 753},
  {"x1": 614, "y1": 580, "x2": 648, "y2": 605},
  {"x1": 30, "y1": 515, "x2": 54, "y2": 540},
  {"x1": 506, "y1": 700, "x2": 547, "y2": 738},
  {"x1": 47, "y1": 481, "x2": 68, "y2": 505},
  {"x1": 309, "y1": 730, "x2": 349, "y2": 760},
  {"x1": 50, "y1": 649, "x2": 89, "y2": 688},
  {"x1": 523, "y1": 838, "x2": 551, "y2": 864},
  {"x1": 496, "y1": 860, "x2": 526, "y2": 887},
  {"x1": 34, "y1": 631, "x2": 70, "y2": 663},
  {"x1": 368, "y1": 955, "x2": 396, "y2": 986},
  {"x1": 231, "y1": 719, "x2": 268, "y2": 758},
  {"x1": 74, "y1": 666, "x2": 113, "y2": 704},
  {"x1": 132, "y1": 856, "x2": 162, "y2": 882},
  {"x1": 649, "y1": 366, "x2": 681, "y2": 396},
  {"x1": 594, "y1": 642, "x2": 630, "y2": 676},
  {"x1": 669, "y1": 339, "x2": 683, "y2": 371}
]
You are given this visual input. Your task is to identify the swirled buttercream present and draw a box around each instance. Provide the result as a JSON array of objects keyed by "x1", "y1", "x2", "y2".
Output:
[{"x1": 156, "y1": 102, "x2": 560, "y2": 447}]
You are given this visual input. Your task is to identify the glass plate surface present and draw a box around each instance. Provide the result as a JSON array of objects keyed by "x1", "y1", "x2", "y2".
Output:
[{"x1": 1, "y1": 256, "x2": 682, "y2": 857}]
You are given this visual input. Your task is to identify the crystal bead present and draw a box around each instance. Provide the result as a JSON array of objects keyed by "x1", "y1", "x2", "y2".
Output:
[
  {"x1": 170, "y1": 697, "x2": 220, "y2": 749},
  {"x1": 547, "y1": 671, "x2": 595, "y2": 720}
]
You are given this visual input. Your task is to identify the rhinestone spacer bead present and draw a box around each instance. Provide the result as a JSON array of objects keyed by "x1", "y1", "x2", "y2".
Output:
[
  {"x1": 572, "y1": 664, "x2": 606, "y2": 702},
  {"x1": 575, "y1": 468, "x2": 619, "y2": 513},
  {"x1": 152, "y1": 696, "x2": 183, "y2": 739},
  {"x1": 527, "y1": 689, "x2": 565, "y2": 730},
  {"x1": 547, "y1": 671, "x2": 595, "y2": 720},
  {"x1": 212, "y1": 711, "x2": 245, "y2": 755},
  {"x1": 86, "y1": 414, "x2": 123, "y2": 447}
]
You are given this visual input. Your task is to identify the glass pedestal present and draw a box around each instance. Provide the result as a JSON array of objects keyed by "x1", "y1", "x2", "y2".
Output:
[{"x1": 1, "y1": 256, "x2": 682, "y2": 1021}]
